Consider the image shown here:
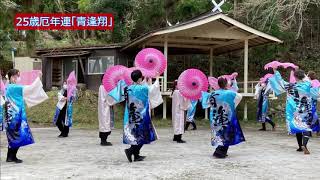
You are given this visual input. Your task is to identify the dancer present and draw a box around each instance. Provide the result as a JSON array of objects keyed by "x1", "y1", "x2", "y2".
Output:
[
  {"x1": 4, "y1": 69, "x2": 48, "y2": 163},
  {"x1": 201, "y1": 77, "x2": 245, "y2": 158},
  {"x1": 53, "y1": 81, "x2": 69, "y2": 137},
  {"x1": 53, "y1": 79, "x2": 77, "y2": 138},
  {"x1": 307, "y1": 71, "x2": 320, "y2": 136},
  {"x1": 268, "y1": 68, "x2": 319, "y2": 154},
  {"x1": 109, "y1": 70, "x2": 163, "y2": 162},
  {"x1": 98, "y1": 75, "x2": 118, "y2": 146},
  {"x1": 185, "y1": 100, "x2": 198, "y2": 130},
  {"x1": 171, "y1": 80, "x2": 191, "y2": 143},
  {"x1": 0, "y1": 72, "x2": 5, "y2": 131},
  {"x1": 255, "y1": 79, "x2": 276, "y2": 131}
]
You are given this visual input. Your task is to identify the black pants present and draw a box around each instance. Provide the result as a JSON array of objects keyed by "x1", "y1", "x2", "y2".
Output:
[
  {"x1": 128, "y1": 145, "x2": 143, "y2": 157},
  {"x1": 296, "y1": 131, "x2": 311, "y2": 148},
  {"x1": 7, "y1": 147, "x2": 19, "y2": 160},
  {"x1": 56, "y1": 120, "x2": 69, "y2": 136},
  {"x1": 214, "y1": 145, "x2": 229, "y2": 158},
  {"x1": 56, "y1": 105, "x2": 69, "y2": 136}
]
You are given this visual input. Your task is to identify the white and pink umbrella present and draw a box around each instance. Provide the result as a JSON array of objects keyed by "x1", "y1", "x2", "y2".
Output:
[
  {"x1": 18, "y1": 70, "x2": 42, "y2": 85},
  {"x1": 177, "y1": 69, "x2": 208, "y2": 100},
  {"x1": 134, "y1": 48, "x2": 167, "y2": 78},
  {"x1": 103, "y1": 65, "x2": 129, "y2": 92},
  {"x1": 67, "y1": 71, "x2": 77, "y2": 99}
]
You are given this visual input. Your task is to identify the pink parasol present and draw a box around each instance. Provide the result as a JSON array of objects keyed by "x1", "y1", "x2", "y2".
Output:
[
  {"x1": 18, "y1": 70, "x2": 42, "y2": 85},
  {"x1": 0, "y1": 78, "x2": 5, "y2": 95},
  {"x1": 260, "y1": 73, "x2": 274, "y2": 83},
  {"x1": 103, "y1": 65, "x2": 129, "y2": 92},
  {"x1": 208, "y1": 77, "x2": 220, "y2": 90},
  {"x1": 67, "y1": 71, "x2": 77, "y2": 99},
  {"x1": 134, "y1": 48, "x2": 167, "y2": 78},
  {"x1": 177, "y1": 69, "x2": 208, "y2": 100},
  {"x1": 280, "y1": 62, "x2": 298, "y2": 70},
  {"x1": 208, "y1": 72, "x2": 238, "y2": 90},
  {"x1": 124, "y1": 67, "x2": 140, "y2": 86},
  {"x1": 311, "y1": 79, "x2": 320, "y2": 88},
  {"x1": 264, "y1": 61, "x2": 282, "y2": 70}
]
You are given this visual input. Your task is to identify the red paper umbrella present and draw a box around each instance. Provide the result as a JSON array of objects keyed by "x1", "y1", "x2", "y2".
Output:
[
  {"x1": 134, "y1": 48, "x2": 167, "y2": 78},
  {"x1": 103, "y1": 65, "x2": 128, "y2": 92},
  {"x1": 177, "y1": 69, "x2": 208, "y2": 100}
]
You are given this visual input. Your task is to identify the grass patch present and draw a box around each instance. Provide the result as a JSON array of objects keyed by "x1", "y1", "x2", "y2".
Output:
[{"x1": 26, "y1": 90, "x2": 287, "y2": 130}]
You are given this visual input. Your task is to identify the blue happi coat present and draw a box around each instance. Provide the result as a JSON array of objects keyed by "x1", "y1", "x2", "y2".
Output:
[
  {"x1": 109, "y1": 80, "x2": 162, "y2": 145},
  {"x1": 201, "y1": 89, "x2": 245, "y2": 147},
  {"x1": 269, "y1": 71, "x2": 320, "y2": 134},
  {"x1": 53, "y1": 89, "x2": 76, "y2": 127},
  {"x1": 256, "y1": 83, "x2": 272, "y2": 123},
  {"x1": 186, "y1": 100, "x2": 198, "y2": 122}
]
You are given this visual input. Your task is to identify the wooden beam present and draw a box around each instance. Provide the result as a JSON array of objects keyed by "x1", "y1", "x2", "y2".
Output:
[
  {"x1": 153, "y1": 37, "x2": 225, "y2": 45},
  {"x1": 148, "y1": 42, "x2": 210, "y2": 49},
  {"x1": 211, "y1": 35, "x2": 257, "y2": 49},
  {"x1": 78, "y1": 56, "x2": 86, "y2": 83}
]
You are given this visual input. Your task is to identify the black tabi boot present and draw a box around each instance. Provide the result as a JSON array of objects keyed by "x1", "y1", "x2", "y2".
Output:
[
  {"x1": 6, "y1": 148, "x2": 13, "y2": 162},
  {"x1": 7, "y1": 148, "x2": 23, "y2": 163},
  {"x1": 302, "y1": 136, "x2": 310, "y2": 155},
  {"x1": 259, "y1": 123, "x2": 266, "y2": 131},
  {"x1": 100, "y1": 138, "x2": 112, "y2": 146},
  {"x1": 296, "y1": 133, "x2": 303, "y2": 152},
  {"x1": 124, "y1": 148, "x2": 133, "y2": 162},
  {"x1": 133, "y1": 145, "x2": 145, "y2": 162},
  {"x1": 173, "y1": 135, "x2": 179, "y2": 141},
  {"x1": 191, "y1": 122, "x2": 197, "y2": 130},
  {"x1": 176, "y1": 134, "x2": 186, "y2": 143},
  {"x1": 185, "y1": 122, "x2": 191, "y2": 131},
  {"x1": 99, "y1": 132, "x2": 112, "y2": 146},
  {"x1": 134, "y1": 153, "x2": 146, "y2": 162}
]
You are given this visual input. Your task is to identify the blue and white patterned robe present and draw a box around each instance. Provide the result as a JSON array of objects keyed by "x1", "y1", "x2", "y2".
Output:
[
  {"x1": 109, "y1": 80, "x2": 163, "y2": 145},
  {"x1": 53, "y1": 88, "x2": 77, "y2": 127},
  {"x1": 255, "y1": 83, "x2": 272, "y2": 123},
  {"x1": 201, "y1": 89, "x2": 245, "y2": 147},
  {"x1": 4, "y1": 78, "x2": 48, "y2": 148},
  {"x1": 0, "y1": 92, "x2": 4, "y2": 131},
  {"x1": 186, "y1": 100, "x2": 198, "y2": 123},
  {"x1": 268, "y1": 71, "x2": 320, "y2": 134}
]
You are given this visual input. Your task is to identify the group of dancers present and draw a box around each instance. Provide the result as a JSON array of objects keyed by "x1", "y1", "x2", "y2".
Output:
[{"x1": 1, "y1": 63, "x2": 320, "y2": 163}]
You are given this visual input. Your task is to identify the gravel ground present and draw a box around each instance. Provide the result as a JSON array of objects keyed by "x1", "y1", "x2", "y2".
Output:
[{"x1": 1, "y1": 127, "x2": 320, "y2": 180}]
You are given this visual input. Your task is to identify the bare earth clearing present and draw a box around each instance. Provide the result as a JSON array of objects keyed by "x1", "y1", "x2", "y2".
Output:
[{"x1": 1, "y1": 127, "x2": 320, "y2": 180}]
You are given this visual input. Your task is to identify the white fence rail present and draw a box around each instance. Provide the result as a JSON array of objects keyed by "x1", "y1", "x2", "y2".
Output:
[{"x1": 159, "y1": 78, "x2": 276, "y2": 98}]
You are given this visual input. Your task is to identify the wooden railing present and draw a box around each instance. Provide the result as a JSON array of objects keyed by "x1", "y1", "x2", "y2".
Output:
[{"x1": 159, "y1": 78, "x2": 276, "y2": 98}]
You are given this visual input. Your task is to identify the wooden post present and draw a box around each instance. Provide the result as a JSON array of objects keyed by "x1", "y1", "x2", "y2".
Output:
[
  {"x1": 163, "y1": 35, "x2": 168, "y2": 120},
  {"x1": 205, "y1": 48, "x2": 213, "y2": 120},
  {"x1": 243, "y1": 39, "x2": 249, "y2": 121}
]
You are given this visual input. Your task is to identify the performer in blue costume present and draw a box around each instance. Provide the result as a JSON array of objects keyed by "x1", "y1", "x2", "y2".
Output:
[
  {"x1": 109, "y1": 70, "x2": 163, "y2": 162},
  {"x1": 0, "y1": 72, "x2": 4, "y2": 131},
  {"x1": 201, "y1": 77, "x2": 245, "y2": 158},
  {"x1": 307, "y1": 71, "x2": 320, "y2": 136},
  {"x1": 255, "y1": 80, "x2": 276, "y2": 131},
  {"x1": 268, "y1": 68, "x2": 320, "y2": 154},
  {"x1": 3, "y1": 69, "x2": 48, "y2": 163},
  {"x1": 185, "y1": 100, "x2": 198, "y2": 130},
  {"x1": 53, "y1": 81, "x2": 76, "y2": 138}
]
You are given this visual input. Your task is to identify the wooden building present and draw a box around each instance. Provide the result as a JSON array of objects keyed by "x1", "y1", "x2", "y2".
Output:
[{"x1": 35, "y1": 11, "x2": 282, "y2": 120}]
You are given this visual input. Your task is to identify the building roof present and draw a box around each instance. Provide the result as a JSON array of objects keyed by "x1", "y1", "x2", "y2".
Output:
[
  {"x1": 40, "y1": 50, "x2": 91, "y2": 58},
  {"x1": 121, "y1": 12, "x2": 282, "y2": 55},
  {"x1": 35, "y1": 43, "x2": 124, "y2": 56}
]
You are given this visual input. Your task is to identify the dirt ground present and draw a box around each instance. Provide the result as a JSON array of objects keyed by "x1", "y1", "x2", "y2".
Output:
[{"x1": 1, "y1": 127, "x2": 320, "y2": 180}]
